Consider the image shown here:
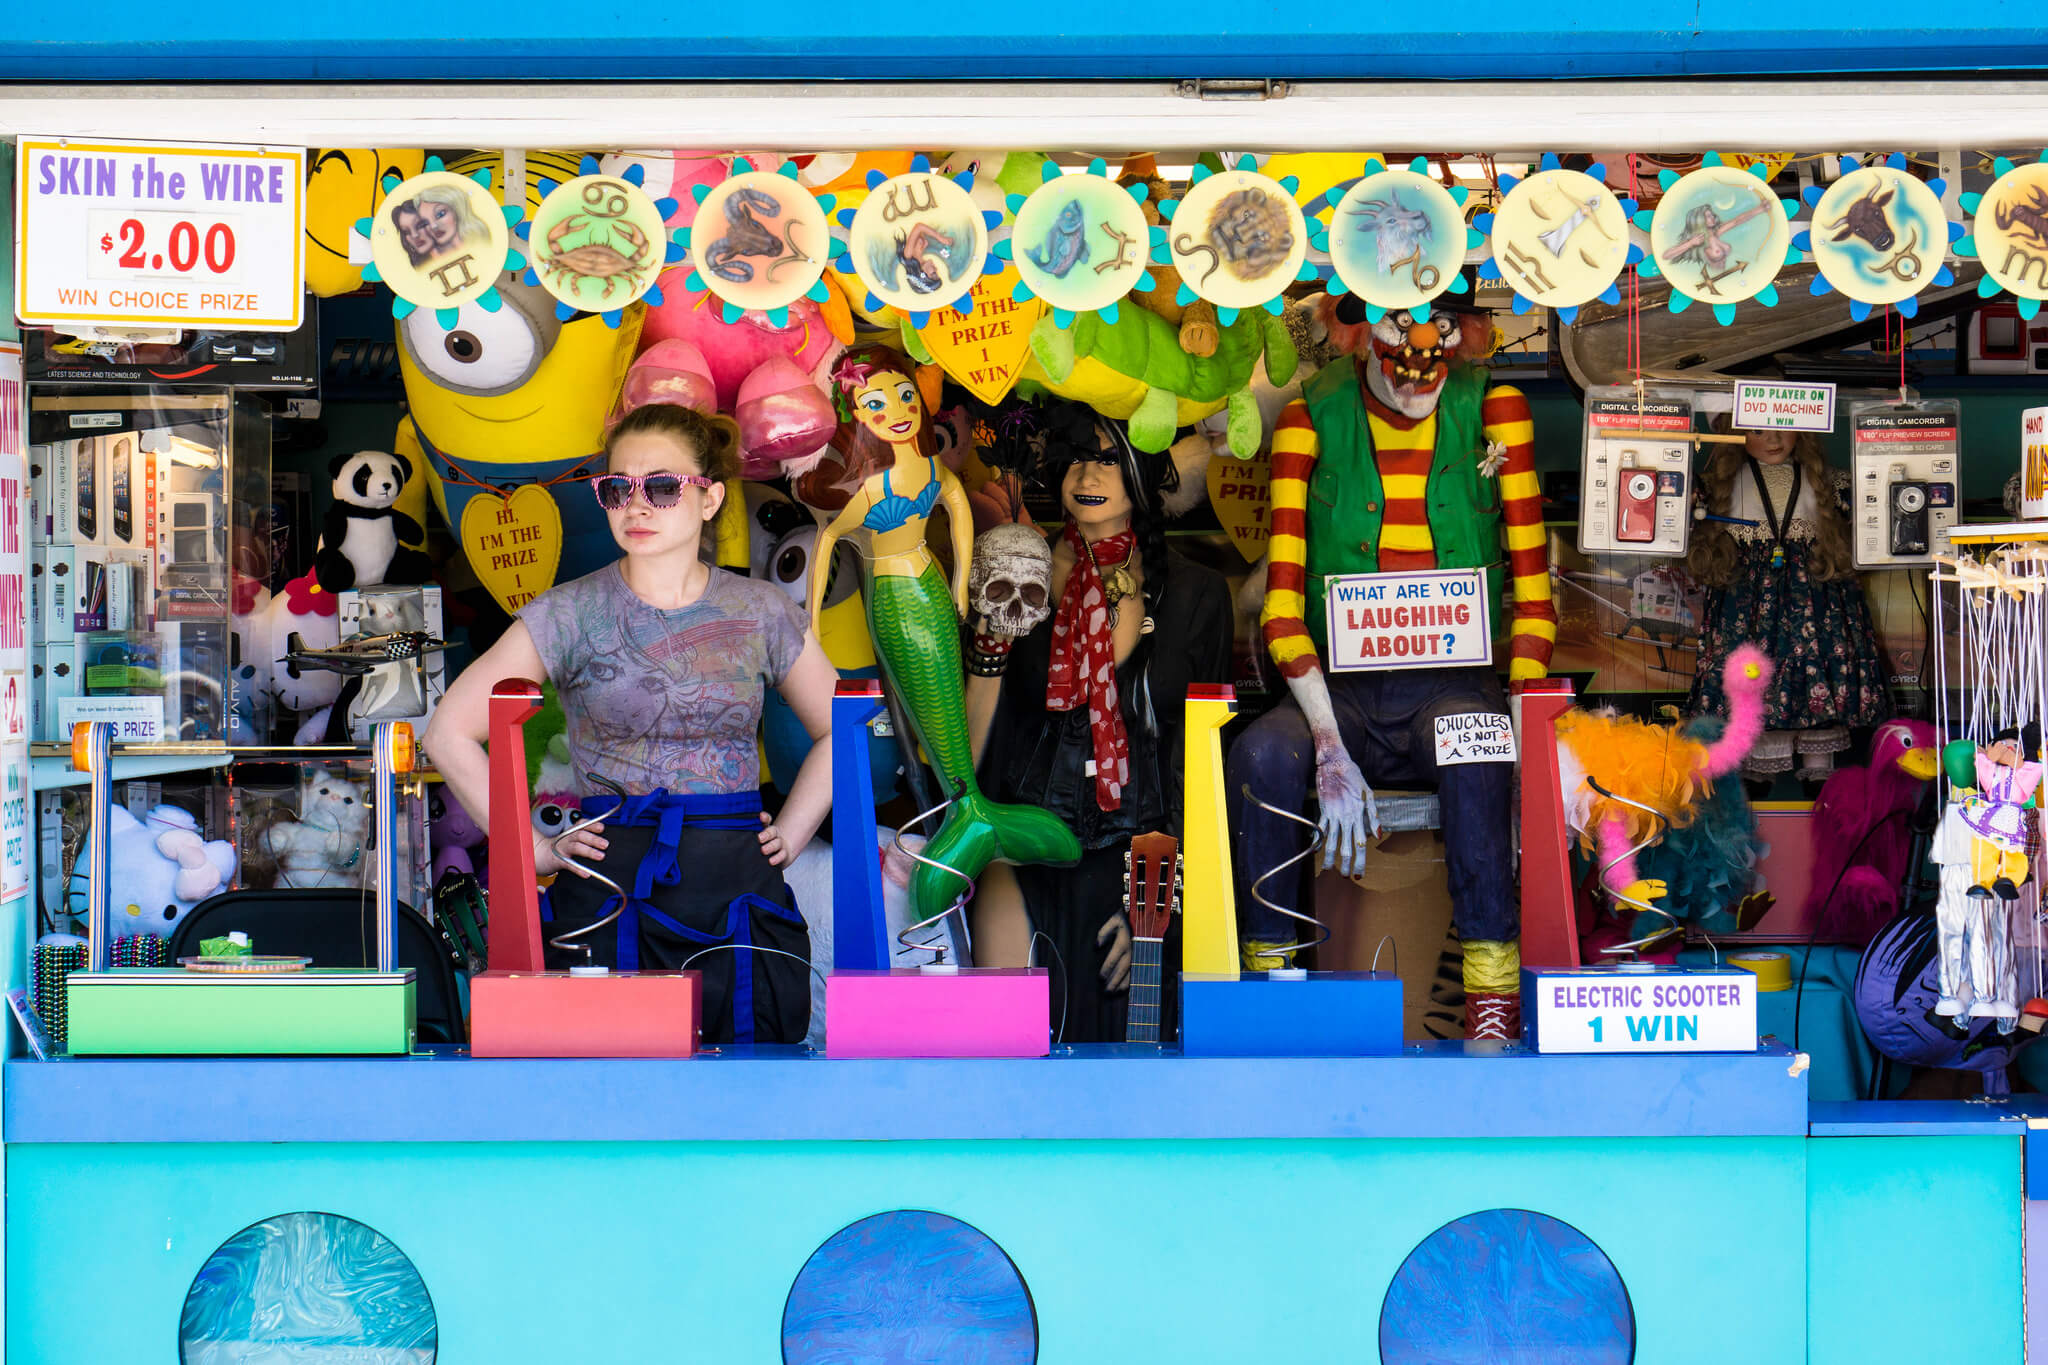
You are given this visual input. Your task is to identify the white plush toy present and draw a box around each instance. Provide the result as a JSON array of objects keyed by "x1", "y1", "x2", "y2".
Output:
[
  {"x1": 69, "y1": 804, "x2": 237, "y2": 939},
  {"x1": 260, "y1": 768, "x2": 371, "y2": 889},
  {"x1": 313, "y1": 450, "x2": 429, "y2": 593}
]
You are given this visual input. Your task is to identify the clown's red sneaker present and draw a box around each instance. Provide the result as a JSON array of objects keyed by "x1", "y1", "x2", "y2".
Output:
[{"x1": 1466, "y1": 992, "x2": 1521, "y2": 1042}]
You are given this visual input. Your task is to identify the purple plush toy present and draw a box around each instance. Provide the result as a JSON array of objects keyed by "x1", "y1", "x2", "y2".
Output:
[
  {"x1": 1855, "y1": 909, "x2": 2036, "y2": 1096},
  {"x1": 429, "y1": 785, "x2": 488, "y2": 886}
]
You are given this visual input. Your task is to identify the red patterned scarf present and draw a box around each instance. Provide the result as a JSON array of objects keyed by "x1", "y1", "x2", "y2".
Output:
[{"x1": 1047, "y1": 523, "x2": 1135, "y2": 810}]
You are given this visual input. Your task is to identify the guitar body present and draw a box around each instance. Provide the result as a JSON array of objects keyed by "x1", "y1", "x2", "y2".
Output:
[{"x1": 1124, "y1": 832, "x2": 1182, "y2": 1044}]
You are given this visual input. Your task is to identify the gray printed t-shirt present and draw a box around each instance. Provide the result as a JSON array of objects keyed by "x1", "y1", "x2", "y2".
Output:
[{"x1": 519, "y1": 563, "x2": 807, "y2": 797}]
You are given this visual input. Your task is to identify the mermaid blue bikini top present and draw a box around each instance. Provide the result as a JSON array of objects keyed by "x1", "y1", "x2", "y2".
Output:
[{"x1": 862, "y1": 458, "x2": 942, "y2": 533}]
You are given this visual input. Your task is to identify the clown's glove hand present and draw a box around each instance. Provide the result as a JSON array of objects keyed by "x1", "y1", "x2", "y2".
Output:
[{"x1": 1314, "y1": 746, "x2": 1380, "y2": 879}]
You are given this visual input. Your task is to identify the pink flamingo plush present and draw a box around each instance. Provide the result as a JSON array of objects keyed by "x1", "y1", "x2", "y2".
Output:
[{"x1": 1805, "y1": 718, "x2": 1940, "y2": 944}]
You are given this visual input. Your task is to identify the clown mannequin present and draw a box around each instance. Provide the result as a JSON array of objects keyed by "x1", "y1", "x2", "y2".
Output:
[{"x1": 1226, "y1": 297, "x2": 1555, "y2": 1039}]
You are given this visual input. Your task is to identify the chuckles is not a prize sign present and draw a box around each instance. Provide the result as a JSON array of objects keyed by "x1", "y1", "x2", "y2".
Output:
[{"x1": 1325, "y1": 568, "x2": 1491, "y2": 672}]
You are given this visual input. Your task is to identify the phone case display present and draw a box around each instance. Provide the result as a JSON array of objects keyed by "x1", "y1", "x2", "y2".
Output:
[
  {"x1": 27, "y1": 390, "x2": 268, "y2": 743},
  {"x1": 232, "y1": 760, "x2": 428, "y2": 909},
  {"x1": 1577, "y1": 386, "x2": 1694, "y2": 556},
  {"x1": 23, "y1": 318, "x2": 318, "y2": 390},
  {"x1": 1850, "y1": 399, "x2": 1959, "y2": 567}
]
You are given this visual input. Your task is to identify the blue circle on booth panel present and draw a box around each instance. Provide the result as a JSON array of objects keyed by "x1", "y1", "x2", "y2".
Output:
[
  {"x1": 1379, "y1": 1208, "x2": 1634, "y2": 1365},
  {"x1": 179, "y1": 1211, "x2": 438, "y2": 1363},
  {"x1": 783, "y1": 1210, "x2": 1037, "y2": 1364}
]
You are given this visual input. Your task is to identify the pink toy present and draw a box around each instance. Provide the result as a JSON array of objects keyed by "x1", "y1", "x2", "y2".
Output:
[
  {"x1": 638, "y1": 280, "x2": 842, "y2": 478},
  {"x1": 598, "y1": 150, "x2": 728, "y2": 230},
  {"x1": 825, "y1": 969, "x2": 1050, "y2": 1058},
  {"x1": 1806, "y1": 718, "x2": 1941, "y2": 944},
  {"x1": 613, "y1": 339, "x2": 718, "y2": 425}
]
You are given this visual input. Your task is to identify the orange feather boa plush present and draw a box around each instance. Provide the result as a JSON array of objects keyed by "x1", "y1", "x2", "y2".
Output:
[{"x1": 1556, "y1": 644, "x2": 1775, "y2": 896}]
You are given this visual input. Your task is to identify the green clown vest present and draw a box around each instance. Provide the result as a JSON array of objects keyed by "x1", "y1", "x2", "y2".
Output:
[{"x1": 1299, "y1": 360, "x2": 1505, "y2": 655}]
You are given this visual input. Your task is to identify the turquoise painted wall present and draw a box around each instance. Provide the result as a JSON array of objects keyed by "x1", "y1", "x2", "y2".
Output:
[
  {"x1": 1808, "y1": 1136, "x2": 2023, "y2": 1365},
  {"x1": 9, "y1": 1135, "x2": 1805, "y2": 1363}
]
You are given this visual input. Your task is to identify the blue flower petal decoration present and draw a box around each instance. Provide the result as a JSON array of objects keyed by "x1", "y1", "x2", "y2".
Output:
[
  {"x1": 1669, "y1": 292, "x2": 1694, "y2": 314},
  {"x1": 392, "y1": 297, "x2": 415, "y2": 320},
  {"x1": 1053, "y1": 308, "x2": 1073, "y2": 327},
  {"x1": 1897, "y1": 295, "x2": 1919, "y2": 320},
  {"x1": 1713, "y1": 303, "x2": 1736, "y2": 326},
  {"x1": 1849, "y1": 299, "x2": 1872, "y2": 321},
  {"x1": 554, "y1": 301, "x2": 576, "y2": 322},
  {"x1": 477, "y1": 289, "x2": 502, "y2": 313},
  {"x1": 1101, "y1": 301, "x2": 1120, "y2": 324},
  {"x1": 1219, "y1": 307, "x2": 1240, "y2": 326},
  {"x1": 1557, "y1": 304, "x2": 1579, "y2": 325},
  {"x1": 435, "y1": 308, "x2": 457, "y2": 329},
  {"x1": 1540, "y1": 153, "x2": 1561, "y2": 172},
  {"x1": 2022, "y1": 298, "x2": 2042, "y2": 320},
  {"x1": 908, "y1": 310, "x2": 930, "y2": 328},
  {"x1": 1758, "y1": 284, "x2": 1780, "y2": 307},
  {"x1": 600, "y1": 309, "x2": 623, "y2": 328}
]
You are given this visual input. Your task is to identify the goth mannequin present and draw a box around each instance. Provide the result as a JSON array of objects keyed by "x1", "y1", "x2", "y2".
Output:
[
  {"x1": 967, "y1": 401, "x2": 1231, "y2": 1043},
  {"x1": 1225, "y1": 297, "x2": 1556, "y2": 1040}
]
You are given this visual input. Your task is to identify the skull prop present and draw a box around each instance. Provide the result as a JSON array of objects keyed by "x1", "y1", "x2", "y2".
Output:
[{"x1": 969, "y1": 524, "x2": 1054, "y2": 637}]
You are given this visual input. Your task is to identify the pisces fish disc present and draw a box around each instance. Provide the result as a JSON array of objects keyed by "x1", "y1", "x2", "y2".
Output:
[{"x1": 1013, "y1": 174, "x2": 1151, "y2": 315}]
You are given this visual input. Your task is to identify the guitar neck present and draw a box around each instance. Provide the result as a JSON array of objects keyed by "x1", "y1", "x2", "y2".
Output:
[{"x1": 1125, "y1": 935, "x2": 1164, "y2": 1043}]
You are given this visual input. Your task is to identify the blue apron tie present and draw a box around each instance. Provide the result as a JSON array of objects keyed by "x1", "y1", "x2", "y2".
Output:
[{"x1": 574, "y1": 791, "x2": 801, "y2": 1043}]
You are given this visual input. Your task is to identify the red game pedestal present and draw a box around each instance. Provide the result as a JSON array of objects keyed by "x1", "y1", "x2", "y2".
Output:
[{"x1": 469, "y1": 970, "x2": 702, "y2": 1058}]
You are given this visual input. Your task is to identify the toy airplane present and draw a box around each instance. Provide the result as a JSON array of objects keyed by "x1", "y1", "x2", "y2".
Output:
[{"x1": 284, "y1": 631, "x2": 452, "y2": 675}]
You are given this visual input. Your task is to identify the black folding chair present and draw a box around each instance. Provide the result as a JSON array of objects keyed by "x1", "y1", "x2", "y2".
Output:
[{"x1": 167, "y1": 889, "x2": 467, "y2": 1044}]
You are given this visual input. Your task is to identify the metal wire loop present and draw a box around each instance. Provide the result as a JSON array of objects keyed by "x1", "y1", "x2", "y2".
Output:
[
  {"x1": 1239, "y1": 783, "x2": 1333, "y2": 961},
  {"x1": 540, "y1": 806, "x2": 631, "y2": 961},
  {"x1": 889, "y1": 783, "x2": 977, "y2": 966},
  {"x1": 1585, "y1": 777, "x2": 1681, "y2": 959}
]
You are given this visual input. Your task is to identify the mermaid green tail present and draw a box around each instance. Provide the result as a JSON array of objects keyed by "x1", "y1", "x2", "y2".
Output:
[{"x1": 866, "y1": 562, "x2": 1082, "y2": 927}]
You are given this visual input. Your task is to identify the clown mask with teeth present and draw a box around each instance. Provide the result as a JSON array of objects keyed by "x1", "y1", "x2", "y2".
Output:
[{"x1": 1364, "y1": 309, "x2": 1461, "y2": 419}]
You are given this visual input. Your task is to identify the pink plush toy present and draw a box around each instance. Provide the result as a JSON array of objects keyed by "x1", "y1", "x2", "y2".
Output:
[
  {"x1": 637, "y1": 280, "x2": 841, "y2": 478},
  {"x1": 1806, "y1": 718, "x2": 1941, "y2": 944}
]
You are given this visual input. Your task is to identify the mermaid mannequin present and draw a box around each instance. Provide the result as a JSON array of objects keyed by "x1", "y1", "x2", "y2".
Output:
[{"x1": 810, "y1": 346, "x2": 1081, "y2": 932}]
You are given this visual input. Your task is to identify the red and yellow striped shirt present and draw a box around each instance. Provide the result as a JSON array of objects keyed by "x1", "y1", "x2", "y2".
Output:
[{"x1": 1262, "y1": 375, "x2": 1555, "y2": 682}]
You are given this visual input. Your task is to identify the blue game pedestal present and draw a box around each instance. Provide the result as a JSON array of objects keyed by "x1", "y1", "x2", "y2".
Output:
[{"x1": 1179, "y1": 971, "x2": 1403, "y2": 1057}]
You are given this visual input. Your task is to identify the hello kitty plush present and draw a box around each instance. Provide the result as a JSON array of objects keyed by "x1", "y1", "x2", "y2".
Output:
[
  {"x1": 69, "y1": 804, "x2": 237, "y2": 939},
  {"x1": 260, "y1": 769, "x2": 370, "y2": 890}
]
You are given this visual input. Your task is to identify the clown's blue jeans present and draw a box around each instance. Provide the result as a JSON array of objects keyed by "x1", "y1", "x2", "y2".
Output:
[{"x1": 1225, "y1": 665, "x2": 1517, "y2": 946}]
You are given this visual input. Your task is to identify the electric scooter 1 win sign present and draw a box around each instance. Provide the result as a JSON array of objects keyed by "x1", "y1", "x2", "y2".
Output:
[
  {"x1": 14, "y1": 139, "x2": 304, "y2": 331},
  {"x1": 1325, "y1": 568, "x2": 1492, "y2": 672}
]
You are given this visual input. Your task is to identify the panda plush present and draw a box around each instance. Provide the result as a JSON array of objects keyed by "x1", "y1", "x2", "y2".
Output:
[{"x1": 315, "y1": 450, "x2": 430, "y2": 592}]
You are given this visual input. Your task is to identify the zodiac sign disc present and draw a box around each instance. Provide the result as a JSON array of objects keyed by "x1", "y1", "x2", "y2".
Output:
[
  {"x1": 1012, "y1": 173, "x2": 1151, "y2": 315},
  {"x1": 691, "y1": 171, "x2": 830, "y2": 314},
  {"x1": 1649, "y1": 164, "x2": 1791, "y2": 307},
  {"x1": 1974, "y1": 161, "x2": 2048, "y2": 302},
  {"x1": 527, "y1": 173, "x2": 668, "y2": 312},
  {"x1": 1487, "y1": 168, "x2": 1629, "y2": 310},
  {"x1": 370, "y1": 170, "x2": 511, "y2": 311},
  {"x1": 1808, "y1": 166, "x2": 1948, "y2": 306},
  {"x1": 1328, "y1": 169, "x2": 1466, "y2": 311},
  {"x1": 848, "y1": 171, "x2": 989, "y2": 314},
  {"x1": 1168, "y1": 168, "x2": 1308, "y2": 311}
]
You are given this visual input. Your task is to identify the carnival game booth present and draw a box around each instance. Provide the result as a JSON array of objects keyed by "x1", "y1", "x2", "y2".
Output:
[{"x1": 3, "y1": 76, "x2": 2048, "y2": 1362}]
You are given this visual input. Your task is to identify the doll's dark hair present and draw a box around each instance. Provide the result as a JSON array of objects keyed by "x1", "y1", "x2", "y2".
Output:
[
  {"x1": 1037, "y1": 400, "x2": 1171, "y2": 624},
  {"x1": 605, "y1": 403, "x2": 741, "y2": 484},
  {"x1": 1685, "y1": 418, "x2": 1856, "y2": 587}
]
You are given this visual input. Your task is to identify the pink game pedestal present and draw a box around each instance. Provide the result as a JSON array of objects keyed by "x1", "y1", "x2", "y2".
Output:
[
  {"x1": 825, "y1": 968, "x2": 1050, "y2": 1059},
  {"x1": 469, "y1": 969, "x2": 702, "y2": 1058}
]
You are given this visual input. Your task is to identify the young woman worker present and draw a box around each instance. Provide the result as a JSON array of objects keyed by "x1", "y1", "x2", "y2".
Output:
[{"x1": 426, "y1": 404, "x2": 836, "y2": 1045}]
